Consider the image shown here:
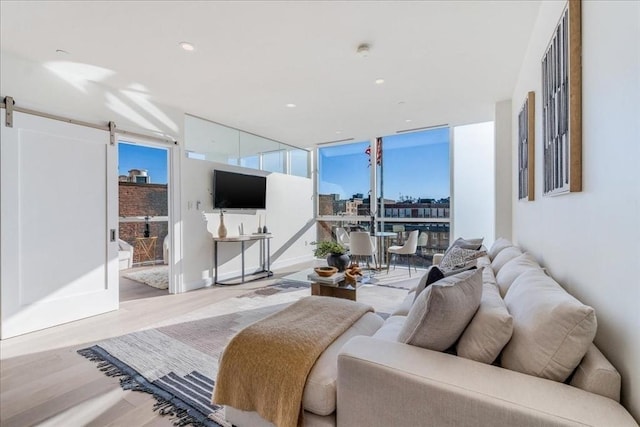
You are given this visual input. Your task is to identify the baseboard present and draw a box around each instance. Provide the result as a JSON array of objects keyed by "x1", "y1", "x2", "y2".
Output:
[
  {"x1": 271, "y1": 254, "x2": 314, "y2": 270},
  {"x1": 181, "y1": 254, "x2": 313, "y2": 292},
  {"x1": 181, "y1": 277, "x2": 214, "y2": 293}
]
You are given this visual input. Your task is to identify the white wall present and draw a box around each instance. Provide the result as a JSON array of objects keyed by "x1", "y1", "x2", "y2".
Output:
[
  {"x1": 452, "y1": 122, "x2": 496, "y2": 248},
  {"x1": 180, "y1": 159, "x2": 315, "y2": 290},
  {"x1": 511, "y1": 1, "x2": 640, "y2": 420}
]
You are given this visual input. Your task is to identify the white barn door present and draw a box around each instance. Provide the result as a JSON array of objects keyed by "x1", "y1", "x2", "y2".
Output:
[{"x1": 1, "y1": 111, "x2": 118, "y2": 338}]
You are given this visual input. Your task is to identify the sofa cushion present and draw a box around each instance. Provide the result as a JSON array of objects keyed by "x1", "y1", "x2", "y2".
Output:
[
  {"x1": 371, "y1": 315, "x2": 405, "y2": 342},
  {"x1": 413, "y1": 266, "x2": 445, "y2": 301},
  {"x1": 440, "y1": 247, "x2": 486, "y2": 272},
  {"x1": 476, "y1": 254, "x2": 492, "y2": 269},
  {"x1": 570, "y1": 343, "x2": 622, "y2": 402},
  {"x1": 303, "y1": 311, "x2": 383, "y2": 415},
  {"x1": 391, "y1": 291, "x2": 415, "y2": 317},
  {"x1": 502, "y1": 270, "x2": 597, "y2": 382},
  {"x1": 457, "y1": 278, "x2": 513, "y2": 364},
  {"x1": 482, "y1": 265, "x2": 498, "y2": 286},
  {"x1": 488, "y1": 237, "x2": 513, "y2": 259},
  {"x1": 490, "y1": 246, "x2": 522, "y2": 274},
  {"x1": 398, "y1": 268, "x2": 482, "y2": 352},
  {"x1": 495, "y1": 252, "x2": 543, "y2": 297}
]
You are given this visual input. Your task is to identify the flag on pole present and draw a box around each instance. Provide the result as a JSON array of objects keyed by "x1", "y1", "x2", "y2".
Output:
[
  {"x1": 376, "y1": 137, "x2": 382, "y2": 165},
  {"x1": 365, "y1": 145, "x2": 372, "y2": 166}
]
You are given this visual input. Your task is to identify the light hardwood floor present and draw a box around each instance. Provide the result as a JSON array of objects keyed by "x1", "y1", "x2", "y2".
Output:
[{"x1": 0, "y1": 263, "x2": 311, "y2": 427}]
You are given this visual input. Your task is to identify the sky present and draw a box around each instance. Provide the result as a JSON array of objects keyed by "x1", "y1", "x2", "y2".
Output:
[
  {"x1": 118, "y1": 142, "x2": 168, "y2": 184},
  {"x1": 318, "y1": 127, "x2": 450, "y2": 201}
]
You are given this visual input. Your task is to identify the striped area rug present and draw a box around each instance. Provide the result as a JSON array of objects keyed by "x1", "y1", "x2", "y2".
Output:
[{"x1": 78, "y1": 276, "x2": 412, "y2": 426}]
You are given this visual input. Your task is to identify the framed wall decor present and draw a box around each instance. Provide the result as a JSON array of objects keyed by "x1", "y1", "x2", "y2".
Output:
[
  {"x1": 541, "y1": 0, "x2": 582, "y2": 196},
  {"x1": 518, "y1": 91, "x2": 535, "y2": 201}
]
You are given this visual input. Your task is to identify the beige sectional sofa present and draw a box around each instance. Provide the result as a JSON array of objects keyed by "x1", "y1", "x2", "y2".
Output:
[{"x1": 225, "y1": 238, "x2": 638, "y2": 426}]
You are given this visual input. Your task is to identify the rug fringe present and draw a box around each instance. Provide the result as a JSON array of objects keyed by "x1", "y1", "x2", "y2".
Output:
[{"x1": 78, "y1": 346, "x2": 222, "y2": 427}]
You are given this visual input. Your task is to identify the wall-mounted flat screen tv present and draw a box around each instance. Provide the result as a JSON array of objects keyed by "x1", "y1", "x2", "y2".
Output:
[{"x1": 213, "y1": 170, "x2": 266, "y2": 209}]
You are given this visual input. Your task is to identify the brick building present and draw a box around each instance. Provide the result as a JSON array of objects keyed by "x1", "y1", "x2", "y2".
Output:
[{"x1": 119, "y1": 182, "x2": 168, "y2": 264}]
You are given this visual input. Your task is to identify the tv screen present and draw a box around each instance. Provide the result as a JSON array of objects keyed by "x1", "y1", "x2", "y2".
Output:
[{"x1": 213, "y1": 170, "x2": 266, "y2": 209}]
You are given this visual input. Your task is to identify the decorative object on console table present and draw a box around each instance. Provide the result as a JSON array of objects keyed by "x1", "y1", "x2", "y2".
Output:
[
  {"x1": 217, "y1": 211, "x2": 227, "y2": 238},
  {"x1": 541, "y1": 0, "x2": 581, "y2": 196},
  {"x1": 312, "y1": 240, "x2": 350, "y2": 272},
  {"x1": 518, "y1": 91, "x2": 535, "y2": 201}
]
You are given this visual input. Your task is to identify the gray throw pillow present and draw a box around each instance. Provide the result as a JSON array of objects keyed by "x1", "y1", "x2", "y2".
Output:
[
  {"x1": 398, "y1": 268, "x2": 483, "y2": 351},
  {"x1": 441, "y1": 237, "x2": 484, "y2": 260},
  {"x1": 413, "y1": 266, "x2": 445, "y2": 302},
  {"x1": 450, "y1": 237, "x2": 484, "y2": 250},
  {"x1": 457, "y1": 279, "x2": 513, "y2": 364}
]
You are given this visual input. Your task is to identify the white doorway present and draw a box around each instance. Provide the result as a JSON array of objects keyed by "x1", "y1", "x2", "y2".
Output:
[{"x1": 117, "y1": 139, "x2": 172, "y2": 301}]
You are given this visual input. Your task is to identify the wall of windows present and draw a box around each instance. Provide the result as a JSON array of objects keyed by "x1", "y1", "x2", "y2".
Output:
[
  {"x1": 184, "y1": 114, "x2": 310, "y2": 178},
  {"x1": 316, "y1": 128, "x2": 451, "y2": 266},
  {"x1": 317, "y1": 141, "x2": 371, "y2": 217}
]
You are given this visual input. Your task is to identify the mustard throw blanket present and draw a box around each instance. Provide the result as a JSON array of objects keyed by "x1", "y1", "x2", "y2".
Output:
[{"x1": 213, "y1": 296, "x2": 373, "y2": 427}]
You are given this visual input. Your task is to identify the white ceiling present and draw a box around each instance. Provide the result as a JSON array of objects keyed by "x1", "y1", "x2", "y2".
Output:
[{"x1": 0, "y1": 1, "x2": 540, "y2": 148}]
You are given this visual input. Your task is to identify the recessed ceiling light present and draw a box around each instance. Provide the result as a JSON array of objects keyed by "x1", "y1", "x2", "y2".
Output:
[
  {"x1": 179, "y1": 41, "x2": 195, "y2": 51},
  {"x1": 375, "y1": 79, "x2": 385, "y2": 85},
  {"x1": 405, "y1": 119, "x2": 412, "y2": 123},
  {"x1": 335, "y1": 131, "x2": 342, "y2": 134},
  {"x1": 356, "y1": 43, "x2": 370, "y2": 57},
  {"x1": 55, "y1": 49, "x2": 70, "y2": 55},
  {"x1": 286, "y1": 103, "x2": 297, "y2": 108}
]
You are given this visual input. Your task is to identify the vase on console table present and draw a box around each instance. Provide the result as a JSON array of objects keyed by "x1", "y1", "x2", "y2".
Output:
[{"x1": 218, "y1": 212, "x2": 227, "y2": 238}]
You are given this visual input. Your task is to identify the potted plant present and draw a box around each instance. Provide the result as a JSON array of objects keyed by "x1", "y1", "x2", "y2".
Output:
[{"x1": 311, "y1": 240, "x2": 350, "y2": 272}]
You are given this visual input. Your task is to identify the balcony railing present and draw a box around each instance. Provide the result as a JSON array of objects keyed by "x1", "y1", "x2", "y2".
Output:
[{"x1": 316, "y1": 218, "x2": 450, "y2": 270}]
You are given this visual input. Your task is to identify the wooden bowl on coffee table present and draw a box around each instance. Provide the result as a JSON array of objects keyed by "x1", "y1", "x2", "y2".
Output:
[{"x1": 314, "y1": 266, "x2": 338, "y2": 277}]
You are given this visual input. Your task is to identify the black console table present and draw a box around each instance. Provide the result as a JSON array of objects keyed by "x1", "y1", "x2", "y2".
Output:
[{"x1": 213, "y1": 234, "x2": 273, "y2": 285}]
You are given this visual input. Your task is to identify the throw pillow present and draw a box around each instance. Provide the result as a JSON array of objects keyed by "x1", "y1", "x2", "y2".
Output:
[
  {"x1": 488, "y1": 238, "x2": 513, "y2": 259},
  {"x1": 440, "y1": 246, "x2": 486, "y2": 272},
  {"x1": 457, "y1": 279, "x2": 513, "y2": 364},
  {"x1": 501, "y1": 269, "x2": 597, "y2": 382},
  {"x1": 441, "y1": 237, "x2": 484, "y2": 261},
  {"x1": 398, "y1": 268, "x2": 483, "y2": 352},
  {"x1": 413, "y1": 266, "x2": 445, "y2": 302},
  {"x1": 450, "y1": 237, "x2": 484, "y2": 251},
  {"x1": 490, "y1": 246, "x2": 522, "y2": 274},
  {"x1": 495, "y1": 252, "x2": 543, "y2": 297}
]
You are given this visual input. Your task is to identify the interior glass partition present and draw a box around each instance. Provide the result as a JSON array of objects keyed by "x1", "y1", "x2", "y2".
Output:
[{"x1": 184, "y1": 114, "x2": 310, "y2": 177}]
